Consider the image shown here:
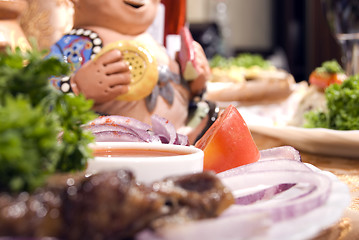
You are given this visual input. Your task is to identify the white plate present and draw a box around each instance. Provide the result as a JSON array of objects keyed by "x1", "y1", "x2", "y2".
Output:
[
  {"x1": 248, "y1": 124, "x2": 359, "y2": 158},
  {"x1": 137, "y1": 164, "x2": 350, "y2": 240},
  {"x1": 225, "y1": 83, "x2": 359, "y2": 158}
]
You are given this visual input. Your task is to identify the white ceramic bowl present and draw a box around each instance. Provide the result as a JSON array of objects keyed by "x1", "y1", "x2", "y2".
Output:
[{"x1": 87, "y1": 142, "x2": 204, "y2": 183}]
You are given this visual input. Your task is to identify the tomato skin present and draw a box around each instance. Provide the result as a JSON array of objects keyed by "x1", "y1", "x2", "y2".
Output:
[
  {"x1": 309, "y1": 71, "x2": 345, "y2": 89},
  {"x1": 195, "y1": 105, "x2": 260, "y2": 173}
]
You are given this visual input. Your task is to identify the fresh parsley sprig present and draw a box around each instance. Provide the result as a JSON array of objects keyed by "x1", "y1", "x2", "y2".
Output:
[
  {"x1": 0, "y1": 47, "x2": 96, "y2": 193},
  {"x1": 0, "y1": 95, "x2": 61, "y2": 192},
  {"x1": 304, "y1": 74, "x2": 359, "y2": 130}
]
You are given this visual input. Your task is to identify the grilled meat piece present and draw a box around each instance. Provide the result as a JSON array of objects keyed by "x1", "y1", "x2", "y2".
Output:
[
  {"x1": 0, "y1": 187, "x2": 63, "y2": 237},
  {"x1": 62, "y1": 170, "x2": 166, "y2": 240},
  {"x1": 150, "y1": 171, "x2": 234, "y2": 228},
  {"x1": 0, "y1": 170, "x2": 234, "y2": 240}
]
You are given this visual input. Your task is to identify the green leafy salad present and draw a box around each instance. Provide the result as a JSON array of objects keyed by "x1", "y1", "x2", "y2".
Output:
[
  {"x1": 210, "y1": 53, "x2": 272, "y2": 69},
  {"x1": 304, "y1": 74, "x2": 359, "y2": 130},
  {"x1": 314, "y1": 60, "x2": 345, "y2": 74},
  {"x1": 0, "y1": 47, "x2": 97, "y2": 193}
]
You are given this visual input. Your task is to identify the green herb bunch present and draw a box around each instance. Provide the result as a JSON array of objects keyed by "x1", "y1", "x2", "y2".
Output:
[
  {"x1": 304, "y1": 74, "x2": 359, "y2": 130},
  {"x1": 314, "y1": 59, "x2": 344, "y2": 74},
  {"x1": 0, "y1": 47, "x2": 96, "y2": 193},
  {"x1": 210, "y1": 53, "x2": 271, "y2": 69}
]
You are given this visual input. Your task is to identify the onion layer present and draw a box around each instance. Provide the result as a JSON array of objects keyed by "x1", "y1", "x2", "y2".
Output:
[
  {"x1": 221, "y1": 170, "x2": 331, "y2": 222},
  {"x1": 217, "y1": 146, "x2": 331, "y2": 222},
  {"x1": 259, "y1": 146, "x2": 301, "y2": 162},
  {"x1": 84, "y1": 115, "x2": 189, "y2": 145}
]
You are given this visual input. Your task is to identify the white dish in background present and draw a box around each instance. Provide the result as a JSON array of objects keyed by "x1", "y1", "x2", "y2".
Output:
[
  {"x1": 88, "y1": 142, "x2": 204, "y2": 183},
  {"x1": 216, "y1": 83, "x2": 359, "y2": 158},
  {"x1": 247, "y1": 124, "x2": 359, "y2": 158}
]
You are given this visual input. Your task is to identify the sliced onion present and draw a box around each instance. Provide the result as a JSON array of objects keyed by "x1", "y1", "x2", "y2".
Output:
[
  {"x1": 87, "y1": 123, "x2": 160, "y2": 143},
  {"x1": 148, "y1": 132, "x2": 162, "y2": 143},
  {"x1": 84, "y1": 115, "x2": 189, "y2": 145},
  {"x1": 234, "y1": 183, "x2": 296, "y2": 205},
  {"x1": 151, "y1": 114, "x2": 177, "y2": 144},
  {"x1": 218, "y1": 159, "x2": 311, "y2": 179},
  {"x1": 259, "y1": 146, "x2": 301, "y2": 162},
  {"x1": 84, "y1": 123, "x2": 137, "y2": 135},
  {"x1": 92, "y1": 131, "x2": 145, "y2": 142},
  {"x1": 86, "y1": 115, "x2": 152, "y2": 131},
  {"x1": 174, "y1": 133, "x2": 190, "y2": 146},
  {"x1": 220, "y1": 170, "x2": 331, "y2": 222}
]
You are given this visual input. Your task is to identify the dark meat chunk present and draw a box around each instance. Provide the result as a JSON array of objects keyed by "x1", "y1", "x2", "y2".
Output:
[
  {"x1": 0, "y1": 187, "x2": 63, "y2": 237},
  {"x1": 0, "y1": 170, "x2": 165, "y2": 240},
  {"x1": 150, "y1": 171, "x2": 234, "y2": 228},
  {"x1": 0, "y1": 170, "x2": 234, "y2": 240},
  {"x1": 62, "y1": 170, "x2": 166, "y2": 240}
]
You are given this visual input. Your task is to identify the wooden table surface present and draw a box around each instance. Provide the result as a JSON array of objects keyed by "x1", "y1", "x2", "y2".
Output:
[{"x1": 252, "y1": 132, "x2": 359, "y2": 240}]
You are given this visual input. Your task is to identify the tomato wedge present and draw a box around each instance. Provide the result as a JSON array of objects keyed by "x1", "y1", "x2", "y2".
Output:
[
  {"x1": 309, "y1": 71, "x2": 346, "y2": 90},
  {"x1": 195, "y1": 105, "x2": 260, "y2": 173}
]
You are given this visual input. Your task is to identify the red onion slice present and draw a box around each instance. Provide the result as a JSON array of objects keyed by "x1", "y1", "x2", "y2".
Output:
[
  {"x1": 174, "y1": 133, "x2": 190, "y2": 146},
  {"x1": 84, "y1": 124, "x2": 136, "y2": 134},
  {"x1": 151, "y1": 114, "x2": 177, "y2": 144},
  {"x1": 220, "y1": 170, "x2": 331, "y2": 222},
  {"x1": 93, "y1": 131, "x2": 145, "y2": 142},
  {"x1": 87, "y1": 124, "x2": 160, "y2": 143},
  {"x1": 84, "y1": 115, "x2": 189, "y2": 145},
  {"x1": 235, "y1": 183, "x2": 296, "y2": 205},
  {"x1": 217, "y1": 159, "x2": 312, "y2": 178},
  {"x1": 259, "y1": 146, "x2": 301, "y2": 162},
  {"x1": 86, "y1": 115, "x2": 152, "y2": 131}
]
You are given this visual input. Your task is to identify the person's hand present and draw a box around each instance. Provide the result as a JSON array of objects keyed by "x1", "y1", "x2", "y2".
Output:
[
  {"x1": 71, "y1": 49, "x2": 131, "y2": 104},
  {"x1": 188, "y1": 41, "x2": 211, "y2": 97}
]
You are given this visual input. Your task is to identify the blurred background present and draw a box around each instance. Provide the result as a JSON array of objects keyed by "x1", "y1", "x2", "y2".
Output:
[
  {"x1": 186, "y1": 0, "x2": 342, "y2": 82},
  {"x1": 8, "y1": 0, "x2": 342, "y2": 82}
]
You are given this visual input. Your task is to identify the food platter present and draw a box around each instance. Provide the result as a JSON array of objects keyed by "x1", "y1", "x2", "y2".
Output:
[
  {"x1": 136, "y1": 164, "x2": 350, "y2": 240},
  {"x1": 248, "y1": 124, "x2": 359, "y2": 158}
]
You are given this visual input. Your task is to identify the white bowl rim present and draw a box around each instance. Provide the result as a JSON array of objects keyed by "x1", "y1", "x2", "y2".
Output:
[
  {"x1": 88, "y1": 142, "x2": 204, "y2": 183},
  {"x1": 90, "y1": 142, "x2": 204, "y2": 160}
]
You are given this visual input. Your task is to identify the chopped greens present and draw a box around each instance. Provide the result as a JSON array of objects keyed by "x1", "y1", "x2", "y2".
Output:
[
  {"x1": 0, "y1": 47, "x2": 96, "y2": 193},
  {"x1": 210, "y1": 53, "x2": 271, "y2": 69},
  {"x1": 314, "y1": 60, "x2": 344, "y2": 74},
  {"x1": 304, "y1": 74, "x2": 359, "y2": 130}
]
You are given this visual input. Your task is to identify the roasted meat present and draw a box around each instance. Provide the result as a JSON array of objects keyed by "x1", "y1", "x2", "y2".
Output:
[
  {"x1": 0, "y1": 185, "x2": 63, "y2": 237},
  {"x1": 150, "y1": 171, "x2": 234, "y2": 228},
  {"x1": 62, "y1": 170, "x2": 167, "y2": 240},
  {"x1": 0, "y1": 170, "x2": 234, "y2": 240}
]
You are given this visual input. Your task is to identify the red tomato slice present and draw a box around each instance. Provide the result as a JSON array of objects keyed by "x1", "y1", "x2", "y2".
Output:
[
  {"x1": 309, "y1": 71, "x2": 345, "y2": 89},
  {"x1": 195, "y1": 105, "x2": 260, "y2": 173}
]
